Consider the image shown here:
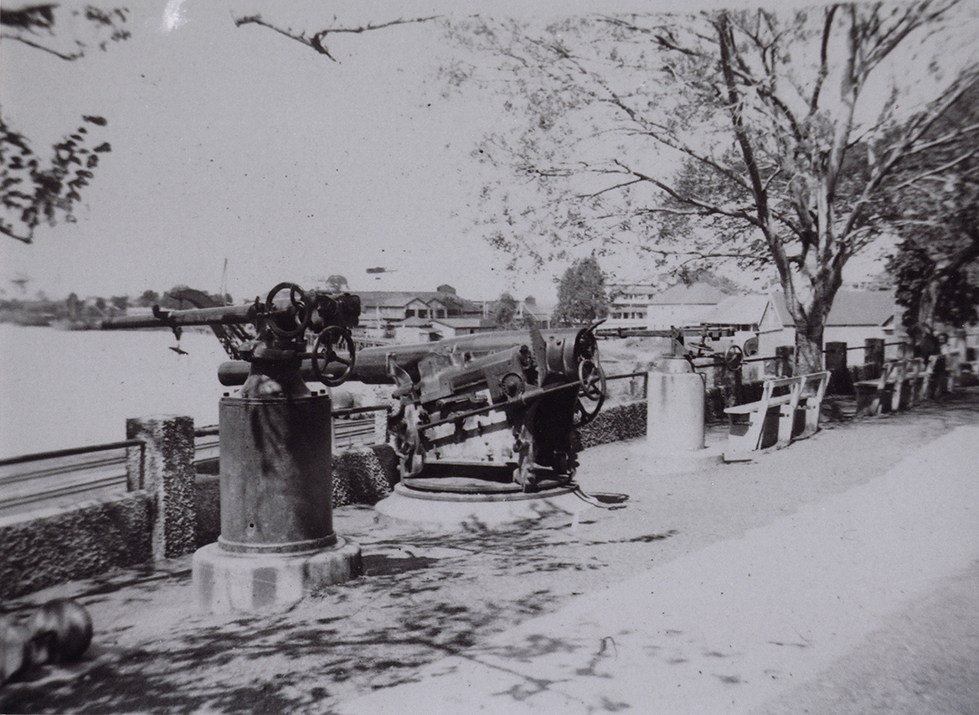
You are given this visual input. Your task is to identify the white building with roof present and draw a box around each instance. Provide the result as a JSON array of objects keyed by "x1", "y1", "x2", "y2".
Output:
[{"x1": 645, "y1": 283, "x2": 730, "y2": 331}]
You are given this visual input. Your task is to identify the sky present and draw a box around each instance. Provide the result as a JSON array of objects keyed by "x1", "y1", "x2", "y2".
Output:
[{"x1": 1, "y1": 0, "x2": 973, "y2": 306}]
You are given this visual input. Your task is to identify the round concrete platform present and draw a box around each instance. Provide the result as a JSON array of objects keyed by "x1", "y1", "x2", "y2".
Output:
[
  {"x1": 374, "y1": 481, "x2": 592, "y2": 528},
  {"x1": 192, "y1": 537, "x2": 362, "y2": 613},
  {"x1": 629, "y1": 439, "x2": 725, "y2": 475}
]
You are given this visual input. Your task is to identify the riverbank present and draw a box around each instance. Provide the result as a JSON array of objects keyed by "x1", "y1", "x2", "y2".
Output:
[{"x1": 2, "y1": 388, "x2": 978, "y2": 714}]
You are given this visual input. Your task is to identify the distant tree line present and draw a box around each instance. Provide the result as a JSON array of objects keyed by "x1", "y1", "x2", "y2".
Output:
[{"x1": 0, "y1": 286, "x2": 232, "y2": 325}]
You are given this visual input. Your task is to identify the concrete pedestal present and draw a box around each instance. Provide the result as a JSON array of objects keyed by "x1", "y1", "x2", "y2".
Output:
[
  {"x1": 192, "y1": 538, "x2": 362, "y2": 613},
  {"x1": 634, "y1": 362, "x2": 722, "y2": 473},
  {"x1": 193, "y1": 393, "x2": 362, "y2": 613}
]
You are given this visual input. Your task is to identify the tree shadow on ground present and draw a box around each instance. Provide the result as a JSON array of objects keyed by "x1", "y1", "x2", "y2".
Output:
[{"x1": 2, "y1": 507, "x2": 673, "y2": 715}]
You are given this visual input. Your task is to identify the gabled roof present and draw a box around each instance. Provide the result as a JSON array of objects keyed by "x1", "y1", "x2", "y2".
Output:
[
  {"x1": 356, "y1": 290, "x2": 472, "y2": 311},
  {"x1": 700, "y1": 294, "x2": 774, "y2": 326},
  {"x1": 649, "y1": 282, "x2": 728, "y2": 306},
  {"x1": 771, "y1": 291, "x2": 794, "y2": 326},
  {"x1": 825, "y1": 291, "x2": 897, "y2": 327},
  {"x1": 771, "y1": 289, "x2": 897, "y2": 328}
]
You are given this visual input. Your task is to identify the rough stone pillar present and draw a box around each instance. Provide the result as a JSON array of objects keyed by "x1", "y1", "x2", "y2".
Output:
[
  {"x1": 824, "y1": 342, "x2": 851, "y2": 395},
  {"x1": 373, "y1": 408, "x2": 387, "y2": 445},
  {"x1": 126, "y1": 415, "x2": 197, "y2": 560},
  {"x1": 865, "y1": 339, "x2": 885, "y2": 374}
]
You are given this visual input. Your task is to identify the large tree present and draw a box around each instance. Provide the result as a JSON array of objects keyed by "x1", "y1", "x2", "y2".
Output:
[
  {"x1": 0, "y1": 3, "x2": 129, "y2": 243},
  {"x1": 553, "y1": 256, "x2": 609, "y2": 326},
  {"x1": 884, "y1": 78, "x2": 979, "y2": 339},
  {"x1": 492, "y1": 291, "x2": 519, "y2": 329},
  {"x1": 445, "y1": 2, "x2": 979, "y2": 371}
]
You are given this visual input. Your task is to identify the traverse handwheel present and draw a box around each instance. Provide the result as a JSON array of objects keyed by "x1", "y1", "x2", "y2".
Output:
[
  {"x1": 265, "y1": 282, "x2": 311, "y2": 339},
  {"x1": 311, "y1": 326, "x2": 356, "y2": 387},
  {"x1": 574, "y1": 358, "x2": 606, "y2": 426},
  {"x1": 724, "y1": 344, "x2": 744, "y2": 371}
]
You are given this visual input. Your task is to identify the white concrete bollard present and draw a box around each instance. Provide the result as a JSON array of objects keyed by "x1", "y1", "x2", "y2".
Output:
[{"x1": 646, "y1": 358, "x2": 705, "y2": 453}]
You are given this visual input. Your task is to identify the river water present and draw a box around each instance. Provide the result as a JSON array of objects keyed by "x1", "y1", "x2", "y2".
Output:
[{"x1": 0, "y1": 324, "x2": 232, "y2": 459}]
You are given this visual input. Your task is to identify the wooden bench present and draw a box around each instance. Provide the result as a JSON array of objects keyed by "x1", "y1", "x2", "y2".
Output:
[
  {"x1": 854, "y1": 359, "x2": 909, "y2": 416},
  {"x1": 722, "y1": 371, "x2": 830, "y2": 460},
  {"x1": 795, "y1": 371, "x2": 831, "y2": 440}
]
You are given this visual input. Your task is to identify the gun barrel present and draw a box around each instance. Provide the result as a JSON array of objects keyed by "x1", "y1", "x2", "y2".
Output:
[
  {"x1": 101, "y1": 304, "x2": 255, "y2": 330},
  {"x1": 217, "y1": 355, "x2": 392, "y2": 387},
  {"x1": 216, "y1": 327, "x2": 596, "y2": 387}
]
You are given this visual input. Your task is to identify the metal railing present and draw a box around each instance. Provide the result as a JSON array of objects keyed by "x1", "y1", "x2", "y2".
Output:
[
  {"x1": 0, "y1": 440, "x2": 141, "y2": 517},
  {"x1": 0, "y1": 374, "x2": 647, "y2": 515}
]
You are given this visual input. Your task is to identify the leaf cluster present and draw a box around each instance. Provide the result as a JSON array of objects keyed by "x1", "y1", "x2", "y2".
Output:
[
  {"x1": 0, "y1": 3, "x2": 130, "y2": 60},
  {"x1": 1, "y1": 116, "x2": 112, "y2": 243}
]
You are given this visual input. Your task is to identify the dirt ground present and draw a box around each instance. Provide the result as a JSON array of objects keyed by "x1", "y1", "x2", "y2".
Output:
[{"x1": 2, "y1": 389, "x2": 979, "y2": 715}]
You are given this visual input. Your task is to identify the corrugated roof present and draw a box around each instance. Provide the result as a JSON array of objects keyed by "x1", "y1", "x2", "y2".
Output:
[
  {"x1": 356, "y1": 290, "x2": 471, "y2": 310},
  {"x1": 649, "y1": 283, "x2": 728, "y2": 306}
]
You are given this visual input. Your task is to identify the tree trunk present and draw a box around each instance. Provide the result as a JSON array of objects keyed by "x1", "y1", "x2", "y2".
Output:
[{"x1": 794, "y1": 317, "x2": 825, "y2": 375}]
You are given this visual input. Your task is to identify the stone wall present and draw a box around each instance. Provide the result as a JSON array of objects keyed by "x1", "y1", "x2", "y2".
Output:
[
  {"x1": 1, "y1": 403, "x2": 671, "y2": 599},
  {"x1": 0, "y1": 493, "x2": 153, "y2": 600},
  {"x1": 576, "y1": 401, "x2": 648, "y2": 449},
  {"x1": 194, "y1": 474, "x2": 221, "y2": 549}
]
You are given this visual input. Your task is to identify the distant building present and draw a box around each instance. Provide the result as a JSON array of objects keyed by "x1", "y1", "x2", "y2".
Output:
[
  {"x1": 645, "y1": 283, "x2": 730, "y2": 331},
  {"x1": 823, "y1": 290, "x2": 905, "y2": 358},
  {"x1": 698, "y1": 293, "x2": 792, "y2": 358},
  {"x1": 479, "y1": 297, "x2": 554, "y2": 330},
  {"x1": 431, "y1": 317, "x2": 498, "y2": 340},
  {"x1": 773, "y1": 289, "x2": 906, "y2": 358},
  {"x1": 605, "y1": 283, "x2": 659, "y2": 332},
  {"x1": 355, "y1": 286, "x2": 481, "y2": 339},
  {"x1": 356, "y1": 286, "x2": 552, "y2": 343},
  {"x1": 392, "y1": 316, "x2": 498, "y2": 344}
]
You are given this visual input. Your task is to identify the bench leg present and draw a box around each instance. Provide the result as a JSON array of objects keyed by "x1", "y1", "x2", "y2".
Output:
[
  {"x1": 796, "y1": 402, "x2": 821, "y2": 439},
  {"x1": 726, "y1": 413, "x2": 766, "y2": 455},
  {"x1": 777, "y1": 404, "x2": 795, "y2": 447},
  {"x1": 892, "y1": 380, "x2": 905, "y2": 411},
  {"x1": 855, "y1": 387, "x2": 880, "y2": 417}
]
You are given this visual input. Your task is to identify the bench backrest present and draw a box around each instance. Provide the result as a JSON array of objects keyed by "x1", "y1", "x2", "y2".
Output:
[
  {"x1": 800, "y1": 371, "x2": 830, "y2": 399},
  {"x1": 872, "y1": 359, "x2": 908, "y2": 387}
]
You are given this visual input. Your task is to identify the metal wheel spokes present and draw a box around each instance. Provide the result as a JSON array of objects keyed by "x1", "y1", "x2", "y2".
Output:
[
  {"x1": 312, "y1": 326, "x2": 356, "y2": 387},
  {"x1": 578, "y1": 358, "x2": 605, "y2": 400},
  {"x1": 265, "y1": 282, "x2": 311, "y2": 339},
  {"x1": 724, "y1": 344, "x2": 744, "y2": 371},
  {"x1": 573, "y1": 328, "x2": 599, "y2": 363},
  {"x1": 575, "y1": 358, "x2": 606, "y2": 426}
]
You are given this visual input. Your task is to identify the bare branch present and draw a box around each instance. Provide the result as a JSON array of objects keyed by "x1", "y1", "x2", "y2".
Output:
[
  {"x1": 0, "y1": 223, "x2": 34, "y2": 244},
  {"x1": 233, "y1": 13, "x2": 441, "y2": 61},
  {"x1": 620, "y1": 160, "x2": 762, "y2": 227},
  {"x1": 0, "y1": 31, "x2": 82, "y2": 60}
]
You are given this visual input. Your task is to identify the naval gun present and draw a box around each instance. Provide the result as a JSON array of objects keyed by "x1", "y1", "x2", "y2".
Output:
[
  {"x1": 364, "y1": 324, "x2": 606, "y2": 491},
  {"x1": 668, "y1": 326, "x2": 745, "y2": 373},
  {"x1": 101, "y1": 282, "x2": 366, "y2": 586},
  {"x1": 218, "y1": 322, "x2": 608, "y2": 492},
  {"x1": 101, "y1": 281, "x2": 361, "y2": 395}
]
